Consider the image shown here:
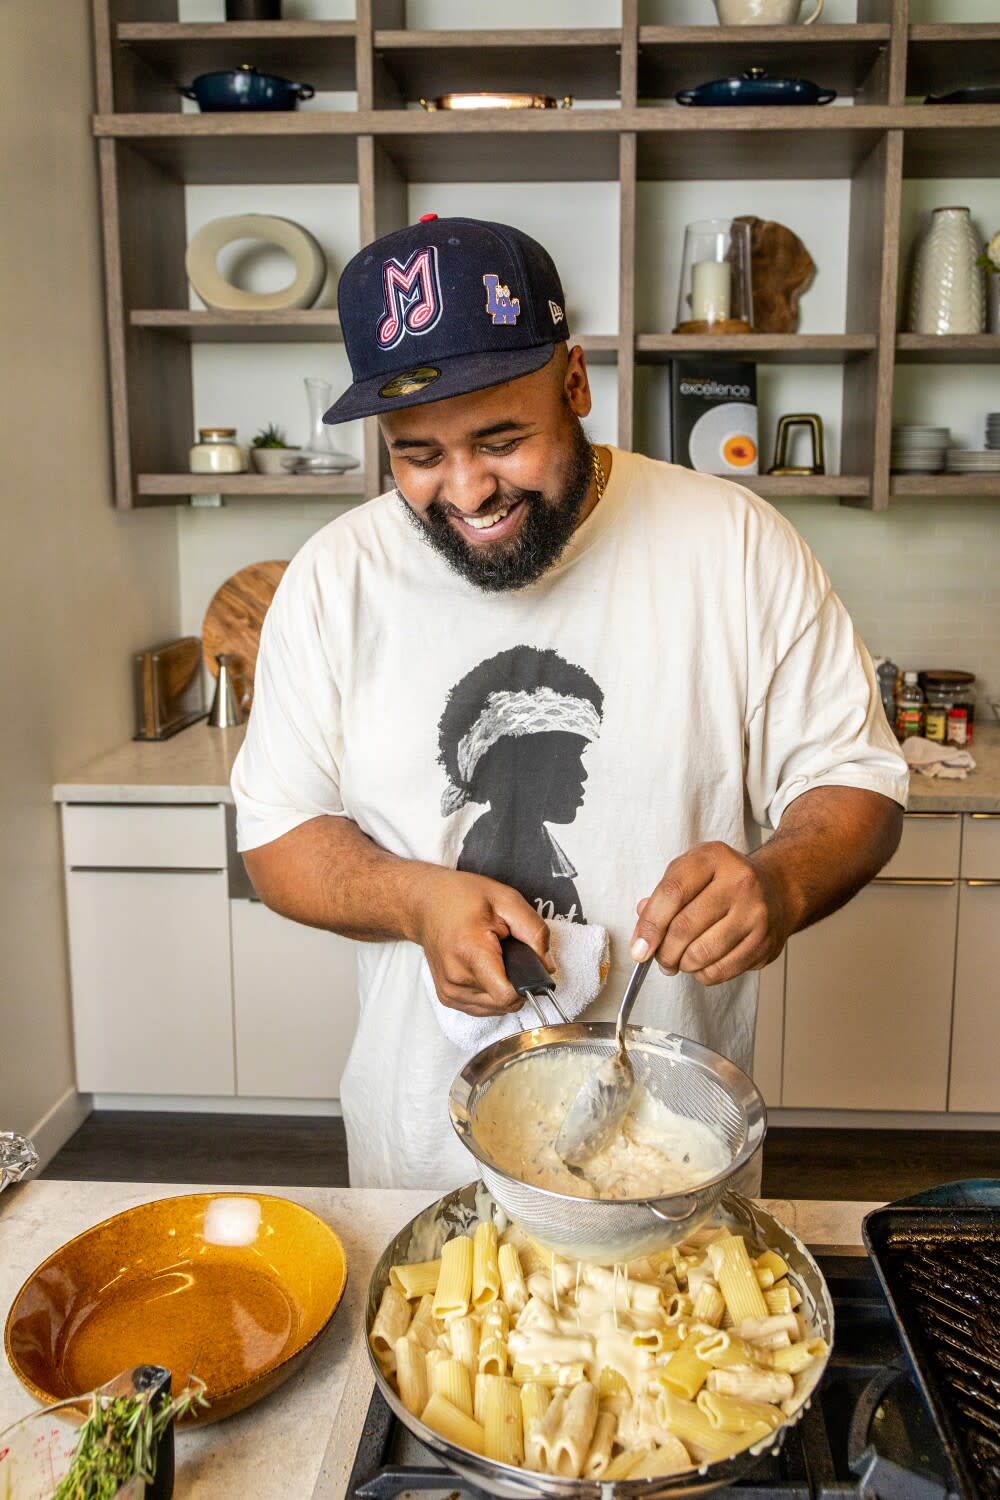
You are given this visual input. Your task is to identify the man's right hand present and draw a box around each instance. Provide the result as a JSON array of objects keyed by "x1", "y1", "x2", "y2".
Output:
[{"x1": 407, "y1": 867, "x2": 554, "y2": 1017}]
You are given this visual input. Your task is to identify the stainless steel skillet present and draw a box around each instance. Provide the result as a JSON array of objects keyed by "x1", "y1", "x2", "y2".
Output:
[{"x1": 364, "y1": 1182, "x2": 835, "y2": 1500}]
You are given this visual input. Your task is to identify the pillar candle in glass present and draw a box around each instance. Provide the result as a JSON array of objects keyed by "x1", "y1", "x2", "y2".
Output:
[
  {"x1": 691, "y1": 260, "x2": 732, "y2": 322},
  {"x1": 675, "y1": 219, "x2": 753, "y2": 333}
]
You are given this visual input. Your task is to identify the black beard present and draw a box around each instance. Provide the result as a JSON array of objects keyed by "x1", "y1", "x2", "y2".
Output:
[{"x1": 397, "y1": 421, "x2": 595, "y2": 593}]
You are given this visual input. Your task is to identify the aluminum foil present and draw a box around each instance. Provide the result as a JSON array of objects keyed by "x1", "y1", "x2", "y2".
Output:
[{"x1": 0, "y1": 1133, "x2": 38, "y2": 1194}]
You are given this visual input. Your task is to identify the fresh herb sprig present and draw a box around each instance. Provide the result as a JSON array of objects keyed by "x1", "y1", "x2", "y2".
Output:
[{"x1": 52, "y1": 1379, "x2": 207, "y2": 1500}]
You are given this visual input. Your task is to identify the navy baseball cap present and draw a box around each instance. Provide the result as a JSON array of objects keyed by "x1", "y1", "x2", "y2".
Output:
[{"x1": 322, "y1": 216, "x2": 570, "y2": 425}]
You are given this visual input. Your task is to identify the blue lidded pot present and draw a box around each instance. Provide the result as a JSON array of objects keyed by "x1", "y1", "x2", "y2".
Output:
[
  {"x1": 677, "y1": 68, "x2": 836, "y2": 107},
  {"x1": 180, "y1": 64, "x2": 315, "y2": 111}
]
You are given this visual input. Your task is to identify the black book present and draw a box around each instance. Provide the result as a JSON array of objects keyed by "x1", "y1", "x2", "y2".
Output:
[{"x1": 669, "y1": 358, "x2": 759, "y2": 477}]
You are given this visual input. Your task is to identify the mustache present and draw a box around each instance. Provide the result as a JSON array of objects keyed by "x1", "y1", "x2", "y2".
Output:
[{"x1": 431, "y1": 485, "x2": 542, "y2": 523}]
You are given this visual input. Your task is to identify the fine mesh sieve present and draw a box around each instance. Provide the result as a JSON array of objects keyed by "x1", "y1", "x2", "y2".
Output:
[{"x1": 449, "y1": 1023, "x2": 766, "y2": 1263}]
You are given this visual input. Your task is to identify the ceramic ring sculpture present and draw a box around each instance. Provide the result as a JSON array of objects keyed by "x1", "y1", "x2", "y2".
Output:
[{"x1": 185, "y1": 213, "x2": 327, "y2": 311}]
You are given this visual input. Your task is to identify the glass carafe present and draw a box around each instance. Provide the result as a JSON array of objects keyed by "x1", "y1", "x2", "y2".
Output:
[{"x1": 295, "y1": 377, "x2": 358, "y2": 472}]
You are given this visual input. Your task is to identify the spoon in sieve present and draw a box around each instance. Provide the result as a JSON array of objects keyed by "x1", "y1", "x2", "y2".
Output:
[{"x1": 553, "y1": 956, "x2": 654, "y2": 1172}]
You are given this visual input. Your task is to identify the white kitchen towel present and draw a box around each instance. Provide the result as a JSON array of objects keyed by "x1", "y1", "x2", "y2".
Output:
[
  {"x1": 902, "y1": 736, "x2": 976, "y2": 779},
  {"x1": 422, "y1": 917, "x2": 611, "y2": 1058}
]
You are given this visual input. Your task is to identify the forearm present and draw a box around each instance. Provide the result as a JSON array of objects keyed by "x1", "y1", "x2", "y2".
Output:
[
  {"x1": 241, "y1": 814, "x2": 437, "y2": 943},
  {"x1": 241, "y1": 812, "x2": 553, "y2": 1013},
  {"x1": 751, "y1": 786, "x2": 904, "y2": 937}
]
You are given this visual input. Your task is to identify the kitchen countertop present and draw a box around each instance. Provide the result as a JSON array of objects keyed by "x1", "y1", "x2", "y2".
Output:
[
  {"x1": 0, "y1": 1181, "x2": 882, "y2": 1500},
  {"x1": 52, "y1": 725, "x2": 246, "y2": 804},
  {"x1": 52, "y1": 721, "x2": 1000, "y2": 813}
]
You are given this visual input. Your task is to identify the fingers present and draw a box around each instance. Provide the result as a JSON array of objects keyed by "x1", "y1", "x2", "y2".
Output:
[
  {"x1": 631, "y1": 844, "x2": 778, "y2": 985},
  {"x1": 630, "y1": 848, "x2": 717, "y2": 962},
  {"x1": 493, "y1": 889, "x2": 556, "y2": 974},
  {"x1": 671, "y1": 916, "x2": 766, "y2": 984}
]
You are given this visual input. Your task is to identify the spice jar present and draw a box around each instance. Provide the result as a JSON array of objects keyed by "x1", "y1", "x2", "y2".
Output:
[
  {"x1": 947, "y1": 706, "x2": 970, "y2": 747},
  {"x1": 189, "y1": 427, "x2": 247, "y2": 474},
  {"x1": 924, "y1": 700, "x2": 948, "y2": 743}
]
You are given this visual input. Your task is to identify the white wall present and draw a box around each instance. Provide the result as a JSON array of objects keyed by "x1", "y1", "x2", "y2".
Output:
[{"x1": 0, "y1": 5, "x2": 179, "y2": 1146}]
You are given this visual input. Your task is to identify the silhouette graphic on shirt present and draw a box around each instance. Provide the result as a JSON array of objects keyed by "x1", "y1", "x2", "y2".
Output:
[{"x1": 437, "y1": 646, "x2": 604, "y2": 923}]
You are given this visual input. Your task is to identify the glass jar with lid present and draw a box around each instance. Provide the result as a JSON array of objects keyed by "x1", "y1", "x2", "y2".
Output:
[
  {"x1": 920, "y1": 670, "x2": 976, "y2": 746},
  {"x1": 189, "y1": 427, "x2": 247, "y2": 474}
]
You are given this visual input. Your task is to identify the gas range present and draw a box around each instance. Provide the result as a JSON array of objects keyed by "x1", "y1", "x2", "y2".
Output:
[{"x1": 346, "y1": 1255, "x2": 961, "y2": 1500}]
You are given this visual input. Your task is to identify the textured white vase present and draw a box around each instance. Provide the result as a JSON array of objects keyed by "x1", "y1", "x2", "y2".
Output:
[{"x1": 908, "y1": 207, "x2": 985, "y2": 335}]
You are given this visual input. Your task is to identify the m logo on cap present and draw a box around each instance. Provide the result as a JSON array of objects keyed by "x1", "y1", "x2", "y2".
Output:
[{"x1": 376, "y1": 246, "x2": 443, "y2": 351}]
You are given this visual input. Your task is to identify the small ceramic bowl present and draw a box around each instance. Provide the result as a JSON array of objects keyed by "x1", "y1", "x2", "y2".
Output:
[{"x1": 4, "y1": 1193, "x2": 348, "y2": 1424}]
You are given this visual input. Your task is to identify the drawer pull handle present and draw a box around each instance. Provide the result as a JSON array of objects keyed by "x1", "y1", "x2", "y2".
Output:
[
  {"x1": 874, "y1": 877, "x2": 956, "y2": 887},
  {"x1": 966, "y1": 880, "x2": 1000, "y2": 888},
  {"x1": 905, "y1": 812, "x2": 960, "y2": 820},
  {"x1": 971, "y1": 813, "x2": 1000, "y2": 821}
]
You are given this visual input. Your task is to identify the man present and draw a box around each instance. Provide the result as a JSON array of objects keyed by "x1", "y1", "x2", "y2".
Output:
[{"x1": 232, "y1": 215, "x2": 907, "y2": 1189}]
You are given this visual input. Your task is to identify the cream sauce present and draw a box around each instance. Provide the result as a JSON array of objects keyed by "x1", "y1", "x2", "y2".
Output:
[{"x1": 474, "y1": 1053, "x2": 730, "y2": 1199}]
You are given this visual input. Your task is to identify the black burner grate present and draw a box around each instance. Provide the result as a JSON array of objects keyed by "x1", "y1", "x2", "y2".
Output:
[
  {"x1": 347, "y1": 1257, "x2": 960, "y2": 1500},
  {"x1": 878, "y1": 1231, "x2": 1000, "y2": 1500}
]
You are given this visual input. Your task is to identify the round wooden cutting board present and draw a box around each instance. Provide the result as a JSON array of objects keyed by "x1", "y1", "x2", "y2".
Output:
[{"x1": 201, "y1": 559, "x2": 289, "y2": 708}]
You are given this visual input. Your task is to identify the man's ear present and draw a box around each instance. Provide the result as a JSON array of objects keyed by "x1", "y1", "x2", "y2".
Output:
[{"x1": 563, "y1": 344, "x2": 593, "y2": 418}]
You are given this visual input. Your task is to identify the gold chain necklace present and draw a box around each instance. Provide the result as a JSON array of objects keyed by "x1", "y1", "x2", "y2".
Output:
[{"x1": 591, "y1": 445, "x2": 606, "y2": 503}]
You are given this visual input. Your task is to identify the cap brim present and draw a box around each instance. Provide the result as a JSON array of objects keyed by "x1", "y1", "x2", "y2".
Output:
[{"x1": 322, "y1": 342, "x2": 560, "y2": 425}]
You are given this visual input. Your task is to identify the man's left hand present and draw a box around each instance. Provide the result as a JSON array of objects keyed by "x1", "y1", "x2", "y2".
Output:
[{"x1": 629, "y1": 842, "x2": 791, "y2": 986}]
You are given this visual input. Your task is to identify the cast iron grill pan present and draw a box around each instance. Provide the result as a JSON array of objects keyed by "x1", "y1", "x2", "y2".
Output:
[{"x1": 864, "y1": 1181, "x2": 1000, "y2": 1500}]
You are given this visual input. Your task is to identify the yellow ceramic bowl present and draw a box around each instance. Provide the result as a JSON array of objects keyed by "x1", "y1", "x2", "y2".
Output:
[{"x1": 4, "y1": 1192, "x2": 347, "y2": 1424}]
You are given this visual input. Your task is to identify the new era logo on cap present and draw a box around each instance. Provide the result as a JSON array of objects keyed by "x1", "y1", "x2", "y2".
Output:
[{"x1": 322, "y1": 216, "x2": 570, "y2": 425}]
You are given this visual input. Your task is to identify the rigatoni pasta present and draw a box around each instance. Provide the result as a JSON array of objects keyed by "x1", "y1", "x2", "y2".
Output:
[{"x1": 375, "y1": 1220, "x2": 828, "y2": 1479}]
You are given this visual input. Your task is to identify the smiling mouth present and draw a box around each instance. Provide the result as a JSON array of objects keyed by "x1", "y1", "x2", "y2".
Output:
[{"x1": 449, "y1": 497, "x2": 526, "y2": 543}]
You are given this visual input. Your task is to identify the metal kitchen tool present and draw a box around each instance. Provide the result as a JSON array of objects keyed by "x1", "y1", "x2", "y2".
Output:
[
  {"x1": 768, "y1": 412, "x2": 826, "y2": 475},
  {"x1": 500, "y1": 935, "x2": 569, "y2": 1027},
  {"x1": 365, "y1": 1182, "x2": 833, "y2": 1497},
  {"x1": 553, "y1": 956, "x2": 653, "y2": 1171},
  {"x1": 208, "y1": 653, "x2": 242, "y2": 728},
  {"x1": 450, "y1": 1024, "x2": 766, "y2": 1262},
  {"x1": 863, "y1": 1180, "x2": 1000, "y2": 1500}
]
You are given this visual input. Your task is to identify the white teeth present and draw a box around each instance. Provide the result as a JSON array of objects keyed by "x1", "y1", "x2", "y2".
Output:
[{"x1": 464, "y1": 505, "x2": 512, "y2": 530}]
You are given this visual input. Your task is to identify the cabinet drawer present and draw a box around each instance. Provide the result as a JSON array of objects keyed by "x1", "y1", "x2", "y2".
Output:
[
  {"x1": 961, "y1": 813, "x2": 1000, "y2": 879},
  {"x1": 879, "y1": 812, "x2": 961, "y2": 879},
  {"x1": 63, "y1": 804, "x2": 226, "y2": 870}
]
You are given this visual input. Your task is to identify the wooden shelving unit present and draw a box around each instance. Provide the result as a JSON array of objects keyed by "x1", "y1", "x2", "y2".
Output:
[{"x1": 91, "y1": 1, "x2": 1000, "y2": 512}]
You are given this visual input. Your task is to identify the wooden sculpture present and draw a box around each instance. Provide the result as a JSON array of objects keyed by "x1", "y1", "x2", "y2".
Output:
[{"x1": 734, "y1": 216, "x2": 816, "y2": 333}]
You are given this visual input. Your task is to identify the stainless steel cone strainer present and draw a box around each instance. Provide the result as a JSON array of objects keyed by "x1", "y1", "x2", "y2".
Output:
[{"x1": 449, "y1": 1023, "x2": 766, "y2": 1263}]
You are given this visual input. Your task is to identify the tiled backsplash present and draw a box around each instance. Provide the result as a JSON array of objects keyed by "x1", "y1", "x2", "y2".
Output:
[{"x1": 778, "y1": 498, "x2": 1000, "y2": 708}]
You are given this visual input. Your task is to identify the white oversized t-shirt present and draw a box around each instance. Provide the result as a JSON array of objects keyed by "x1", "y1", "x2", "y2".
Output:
[{"x1": 232, "y1": 450, "x2": 908, "y2": 1188}]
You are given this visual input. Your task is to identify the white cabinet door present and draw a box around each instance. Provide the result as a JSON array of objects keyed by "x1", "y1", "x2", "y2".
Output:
[
  {"x1": 231, "y1": 900, "x2": 359, "y2": 1099},
  {"x1": 67, "y1": 869, "x2": 234, "y2": 1094},
  {"x1": 753, "y1": 956, "x2": 785, "y2": 1108},
  {"x1": 782, "y1": 881, "x2": 958, "y2": 1111},
  {"x1": 949, "y1": 879, "x2": 1000, "y2": 1112}
]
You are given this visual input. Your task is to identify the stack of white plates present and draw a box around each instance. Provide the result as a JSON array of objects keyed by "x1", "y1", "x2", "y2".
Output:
[
  {"x1": 986, "y1": 413, "x2": 1000, "y2": 451},
  {"x1": 891, "y1": 425, "x2": 950, "y2": 472},
  {"x1": 946, "y1": 447, "x2": 1000, "y2": 473}
]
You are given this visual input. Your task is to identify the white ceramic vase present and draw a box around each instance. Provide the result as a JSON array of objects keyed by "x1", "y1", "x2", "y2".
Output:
[{"x1": 908, "y1": 207, "x2": 985, "y2": 336}]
